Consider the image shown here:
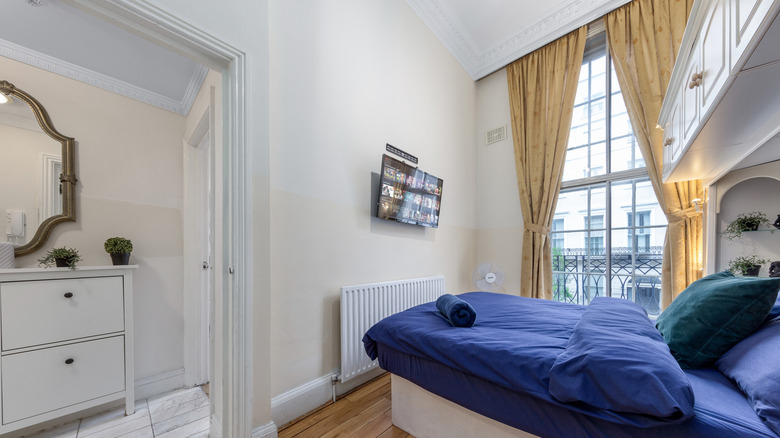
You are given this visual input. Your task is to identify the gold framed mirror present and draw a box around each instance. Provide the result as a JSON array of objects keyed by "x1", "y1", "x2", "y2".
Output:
[{"x1": 0, "y1": 80, "x2": 77, "y2": 257}]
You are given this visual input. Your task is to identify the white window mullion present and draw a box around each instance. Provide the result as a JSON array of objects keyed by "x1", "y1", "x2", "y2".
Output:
[
  {"x1": 631, "y1": 179, "x2": 637, "y2": 302},
  {"x1": 604, "y1": 44, "x2": 612, "y2": 299},
  {"x1": 605, "y1": 181, "x2": 612, "y2": 298}
]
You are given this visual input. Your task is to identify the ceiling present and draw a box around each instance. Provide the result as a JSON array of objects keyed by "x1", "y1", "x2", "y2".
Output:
[
  {"x1": 0, "y1": 0, "x2": 207, "y2": 115},
  {"x1": 0, "y1": 0, "x2": 631, "y2": 115},
  {"x1": 407, "y1": 0, "x2": 632, "y2": 80}
]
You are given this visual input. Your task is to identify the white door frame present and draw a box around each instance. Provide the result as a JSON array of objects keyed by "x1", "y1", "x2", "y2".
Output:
[
  {"x1": 183, "y1": 85, "x2": 215, "y2": 387},
  {"x1": 67, "y1": 1, "x2": 256, "y2": 437}
]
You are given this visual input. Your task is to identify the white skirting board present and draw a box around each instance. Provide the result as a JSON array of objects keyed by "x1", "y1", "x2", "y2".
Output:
[
  {"x1": 252, "y1": 421, "x2": 278, "y2": 438},
  {"x1": 134, "y1": 368, "x2": 186, "y2": 400},
  {"x1": 392, "y1": 375, "x2": 539, "y2": 438},
  {"x1": 271, "y1": 367, "x2": 385, "y2": 428}
]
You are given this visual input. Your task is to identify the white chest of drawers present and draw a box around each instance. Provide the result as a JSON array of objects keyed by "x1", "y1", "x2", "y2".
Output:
[{"x1": 0, "y1": 266, "x2": 135, "y2": 435}]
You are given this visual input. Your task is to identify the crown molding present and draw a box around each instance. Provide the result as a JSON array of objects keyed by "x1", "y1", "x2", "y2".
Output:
[
  {"x1": 0, "y1": 38, "x2": 207, "y2": 115},
  {"x1": 407, "y1": 0, "x2": 632, "y2": 81},
  {"x1": 0, "y1": 113, "x2": 42, "y2": 132}
]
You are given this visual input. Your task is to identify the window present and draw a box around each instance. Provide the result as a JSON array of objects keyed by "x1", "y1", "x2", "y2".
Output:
[
  {"x1": 586, "y1": 215, "x2": 604, "y2": 254},
  {"x1": 628, "y1": 211, "x2": 651, "y2": 252},
  {"x1": 552, "y1": 218, "x2": 565, "y2": 250},
  {"x1": 550, "y1": 32, "x2": 667, "y2": 316}
]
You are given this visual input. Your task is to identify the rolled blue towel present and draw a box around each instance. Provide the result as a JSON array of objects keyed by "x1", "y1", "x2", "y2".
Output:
[{"x1": 435, "y1": 294, "x2": 477, "y2": 327}]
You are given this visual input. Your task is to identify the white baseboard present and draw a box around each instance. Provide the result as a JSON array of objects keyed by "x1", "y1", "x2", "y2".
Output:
[
  {"x1": 134, "y1": 368, "x2": 186, "y2": 400},
  {"x1": 272, "y1": 373, "x2": 335, "y2": 428},
  {"x1": 252, "y1": 421, "x2": 278, "y2": 438},
  {"x1": 271, "y1": 368, "x2": 385, "y2": 428}
]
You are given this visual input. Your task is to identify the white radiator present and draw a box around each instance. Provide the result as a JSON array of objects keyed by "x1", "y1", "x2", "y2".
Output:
[{"x1": 339, "y1": 275, "x2": 445, "y2": 383}]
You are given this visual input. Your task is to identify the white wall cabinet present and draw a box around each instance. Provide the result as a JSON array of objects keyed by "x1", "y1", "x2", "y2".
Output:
[
  {"x1": 0, "y1": 266, "x2": 135, "y2": 435},
  {"x1": 731, "y1": 0, "x2": 775, "y2": 69},
  {"x1": 659, "y1": 0, "x2": 780, "y2": 184}
]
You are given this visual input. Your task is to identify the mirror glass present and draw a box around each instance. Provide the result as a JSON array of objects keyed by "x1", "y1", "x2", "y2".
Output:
[{"x1": 0, "y1": 80, "x2": 76, "y2": 257}]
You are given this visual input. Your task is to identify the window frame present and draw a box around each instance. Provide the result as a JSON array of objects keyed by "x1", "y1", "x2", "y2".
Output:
[{"x1": 554, "y1": 30, "x2": 665, "y2": 304}]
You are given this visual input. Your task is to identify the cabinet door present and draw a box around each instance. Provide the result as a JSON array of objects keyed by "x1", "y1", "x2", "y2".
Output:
[
  {"x1": 682, "y1": 43, "x2": 701, "y2": 147},
  {"x1": 662, "y1": 94, "x2": 683, "y2": 180},
  {"x1": 700, "y1": 0, "x2": 730, "y2": 115},
  {"x1": 731, "y1": 0, "x2": 774, "y2": 69}
]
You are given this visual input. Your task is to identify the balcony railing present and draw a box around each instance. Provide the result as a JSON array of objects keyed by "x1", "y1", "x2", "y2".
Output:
[{"x1": 552, "y1": 246, "x2": 663, "y2": 316}]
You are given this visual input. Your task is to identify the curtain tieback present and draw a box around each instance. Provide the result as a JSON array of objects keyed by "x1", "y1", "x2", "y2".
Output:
[
  {"x1": 524, "y1": 222, "x2": 550, "y2": 235},
  {"x1": 668, "y1": 206, "x2": 701, "y2": 221}
]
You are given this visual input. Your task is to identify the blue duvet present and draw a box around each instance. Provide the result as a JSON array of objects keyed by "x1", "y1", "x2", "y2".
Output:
[{"x1": 363, "y1": 292, "x2": 695, "y2": 427}]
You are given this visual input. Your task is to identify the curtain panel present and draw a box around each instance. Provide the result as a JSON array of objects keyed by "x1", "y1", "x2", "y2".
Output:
[
  {"x1": 506, "y1": 27, "x2": 587, "y2": 300},
  {"x1": 604, "y1": 0, "x2": 702, "y2": 308}
]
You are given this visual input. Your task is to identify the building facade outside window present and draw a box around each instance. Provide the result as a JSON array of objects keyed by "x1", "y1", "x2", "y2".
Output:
[
  {"x1": 552, "y1": 218, "x2": 565, "y2": 250},
  {"x1": 551, "y1": 32, "x2": 667, "y2": 316}
]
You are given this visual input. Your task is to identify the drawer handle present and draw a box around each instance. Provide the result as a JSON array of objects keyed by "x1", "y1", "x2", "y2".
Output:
[
  {"x1": 664, "y1": 137, "x2": 673, "y2": 146},
  {"x1": 64, "y1": 292, "x2": 74, "y2": 298},
  {"x1": 65, "y1": 358, "x2": 75, "y2": 365}
]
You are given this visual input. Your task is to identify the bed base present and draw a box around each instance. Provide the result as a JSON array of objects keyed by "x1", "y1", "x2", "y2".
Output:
[{"x1": 391, "y1": 374, "x2": 539, "y2": 438}]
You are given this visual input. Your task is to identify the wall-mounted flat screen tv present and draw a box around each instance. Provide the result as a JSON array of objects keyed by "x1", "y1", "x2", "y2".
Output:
[{"x1": 377, "y1": 154, "x2": 443, "y2": 228}]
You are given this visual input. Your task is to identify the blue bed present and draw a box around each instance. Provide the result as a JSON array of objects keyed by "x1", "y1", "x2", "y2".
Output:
[{"x1": 363, "y1": 292, "x2": 780, "y2": 437}]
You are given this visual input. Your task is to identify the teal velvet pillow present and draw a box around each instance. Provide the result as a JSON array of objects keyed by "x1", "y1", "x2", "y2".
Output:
[{"x1": 655, "y1": 270, "x2": 780, "y2": 369}]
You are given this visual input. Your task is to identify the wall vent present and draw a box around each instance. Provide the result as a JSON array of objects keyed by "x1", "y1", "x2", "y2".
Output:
[{"x1": 486, "y1": 124, "x2": 507, "y2": 145}]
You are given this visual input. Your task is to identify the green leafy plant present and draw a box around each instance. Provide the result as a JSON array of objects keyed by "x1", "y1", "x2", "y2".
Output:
[
  {"x1": 723, "y1": 211, "x2": 770, "y2": 240},
  {"x1": 728, "y1": 254, "x2": 769, "y2": 276},
  {"x1": 104, "y1": 237, "x2": 133, "y2": 254},
  {"x1": 38, "y1": 246, "x2": 82, "y2": 270}
]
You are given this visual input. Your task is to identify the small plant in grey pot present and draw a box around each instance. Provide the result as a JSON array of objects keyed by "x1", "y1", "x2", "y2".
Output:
[
  {"x1": 723, "y1": 211, "x2": 770, "y2": 240},
  {"x1": 104, "y1": 237, "x2": 133, "y2": 265},
  {"x1": 728, "y1": 254, "x2": 769, "y2": 276},
  {"x1": 38, "y1": 246, "x2": 82, "y2": 270}
]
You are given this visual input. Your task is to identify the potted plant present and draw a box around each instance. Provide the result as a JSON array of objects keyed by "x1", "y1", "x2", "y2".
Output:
[
  {"x1": 728, "y1": 254, "x2": 769, "y2": 276},
  {"x1": 38, "y1": 247, "x2": 81, "y2": 270},
  {"x1": 104, "y1": 237, "x2": 133, "y2": 265},
  {"x1": 722, "y1": 211, "x2": 770, "y2": 240}
]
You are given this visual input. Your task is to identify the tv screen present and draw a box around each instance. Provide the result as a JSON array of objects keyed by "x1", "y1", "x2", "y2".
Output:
[{"x1": 377, "y1": 154, "x2": 443, "y2": 228}]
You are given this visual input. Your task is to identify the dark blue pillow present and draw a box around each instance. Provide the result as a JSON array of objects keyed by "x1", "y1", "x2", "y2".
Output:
[
  {"x1": 716, "y1": 317, "x2": 780, "y2": 435},
  {"x1": 765, "y1": 293, "x2": 780, "y2": 323},
  {"x1": 656, "y1": 271, "x2": 780, "y2": 368}
]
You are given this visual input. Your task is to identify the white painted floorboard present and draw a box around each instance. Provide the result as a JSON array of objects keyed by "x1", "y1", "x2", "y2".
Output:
[{"x1": 21, "y1": 386, "x2": 210, "y2": 438}]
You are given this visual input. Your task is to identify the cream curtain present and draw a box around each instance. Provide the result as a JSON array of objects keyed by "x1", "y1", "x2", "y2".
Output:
[
  {"x1": 506, "y1": 27, "x2": 587, "y2": 300},
  {"x1": 605, "y1": 0, "x2": 702, "y2": 308}
]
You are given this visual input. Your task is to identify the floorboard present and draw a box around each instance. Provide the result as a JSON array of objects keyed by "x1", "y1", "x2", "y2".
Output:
[{"x1": 278, "y1": 373, "x2": 412, "y2": 438}]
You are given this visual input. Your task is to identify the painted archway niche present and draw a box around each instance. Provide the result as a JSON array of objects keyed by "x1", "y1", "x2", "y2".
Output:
[{"x1": 715, "y1": 167, "x2": 780, "y2": 276}]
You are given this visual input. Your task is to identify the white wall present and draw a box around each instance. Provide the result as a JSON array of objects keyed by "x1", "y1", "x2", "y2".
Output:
[
  {"x1": 3, "y1": 56, "x2": 187, "y2": 386},
  {"x1": 475, "y1": 68, "x2": 524, "y2": 294},
  {"x1": 269, "y1": 0, "x2": 477, "y2": 405}
]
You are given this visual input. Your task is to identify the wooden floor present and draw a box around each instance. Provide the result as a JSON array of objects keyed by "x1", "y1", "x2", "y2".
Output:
[{"x1": 278, "y1": 373, "x2": 412, "y2": 438}]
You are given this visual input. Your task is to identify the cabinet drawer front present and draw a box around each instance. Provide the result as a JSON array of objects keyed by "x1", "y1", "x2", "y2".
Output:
[
  {"x1": 1, "y1": 277, "x2": 124, "y2": 350},
  {"x1": 2, "y1": 336, "x2": 125, "y2": 424}
]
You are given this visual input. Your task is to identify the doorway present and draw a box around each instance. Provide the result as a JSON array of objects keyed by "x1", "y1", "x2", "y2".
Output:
[{"x1": 65, "y1": 2, "x2": 257, "y2": 436}]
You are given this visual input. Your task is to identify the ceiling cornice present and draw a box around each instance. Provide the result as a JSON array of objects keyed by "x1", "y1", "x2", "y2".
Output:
[
  {"x1": 0, "y1": 38, "x2": 207, "y2": 115},
  {"x1": 407, "y1": 0, "x2": 632, "y2": 81}
]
